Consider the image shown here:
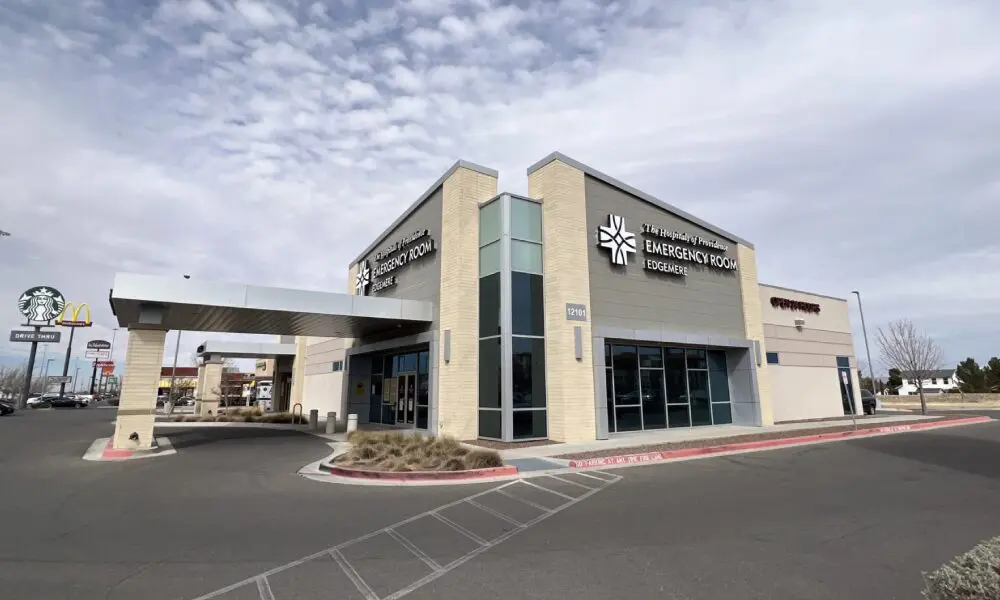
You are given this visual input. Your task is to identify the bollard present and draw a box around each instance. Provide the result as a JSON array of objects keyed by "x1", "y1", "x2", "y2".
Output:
[
  {"x1": 325, "y1": 412, "x2": 336, "y2": 435},
  {"x1": 347, "y1": 413, "x2": 358, "y2": 433},
  {"x1": 309, "y1": 409, "x2": 319, "y2": 431}
]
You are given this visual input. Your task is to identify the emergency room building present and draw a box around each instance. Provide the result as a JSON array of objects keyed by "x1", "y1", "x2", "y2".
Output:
[
  {"x1": 292, "y1": 153, "x2": 862, "y2": 442},
  {"x1": 108, "y1": 152, "x2": 862, "y2": 449}
]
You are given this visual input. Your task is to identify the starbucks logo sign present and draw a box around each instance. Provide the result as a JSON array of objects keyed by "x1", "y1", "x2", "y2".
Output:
[{"x1": 17, "y1": 286, "x2": 65, "y2": 324}]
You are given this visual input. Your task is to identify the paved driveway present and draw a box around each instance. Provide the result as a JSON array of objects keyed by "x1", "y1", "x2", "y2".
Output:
[{"x1": 3, "y1": 408, "x2": 999, "y2": 600}]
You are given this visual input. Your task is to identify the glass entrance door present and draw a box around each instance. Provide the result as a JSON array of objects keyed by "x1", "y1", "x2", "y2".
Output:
[{"x1": 395, "y1": 373, "x2": 416, "y2": 425}]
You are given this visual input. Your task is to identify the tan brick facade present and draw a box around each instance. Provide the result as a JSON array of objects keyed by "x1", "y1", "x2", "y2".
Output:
[
  {"x1": 737, "y1": 244, "x2": 774, "y2": 425},
  {"x1": 112, "y1": 328, "x2": 166, "y2": 450},
  {"x1": 198, "y1": 361, "x2": 223, "y2": 415},
  {"x1": 528, "y1": 160, "x2": 597, "y2": 443},
  {"x1": 436, "y1": 166, "x2": 498, "y2": 440}
]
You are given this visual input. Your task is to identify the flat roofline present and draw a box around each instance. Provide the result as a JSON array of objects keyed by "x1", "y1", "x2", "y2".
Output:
[
  {"x1": 526, "y1": 151, "x2": 754, "y2": 249},
  {"x1": 351, "y1": 159, "x2": 498, "y2": 265},
  {"x1": 759, "y1": 283, "x2": 848, "y2": 303}
]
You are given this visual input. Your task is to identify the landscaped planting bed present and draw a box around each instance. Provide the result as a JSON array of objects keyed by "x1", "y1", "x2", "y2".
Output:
[
  {"x1": 334, "y1": 430, "x2": 504, "y2": 473},
  {"x1": 169, "y1": 407, "x2": 309, "y2": 424}
]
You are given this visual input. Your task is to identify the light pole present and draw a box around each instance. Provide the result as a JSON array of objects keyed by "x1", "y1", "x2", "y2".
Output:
[
  {"x1": 42, "y1": 358, "x2": 56, "y2": 391},
  {"x1": 73, "y1": 366, "x2": 80, "y2": 392},
  {"x1": 852, "y1": 291, "x2": 879, "y2": 401},
  {"x1": 167, "y1": 275, "x2": 191, "y2": 404}
]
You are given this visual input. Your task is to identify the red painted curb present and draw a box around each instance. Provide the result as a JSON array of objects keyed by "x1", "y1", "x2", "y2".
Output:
[
  {"x1": 568, "y1": 416, "x2": 993, "y2": 469},
  {"x1": 101, "y1": 440, "x2": 134, "y2": 459},
  {"x1": 320, "y1": 463, "x2": 519, "y2": 481}
]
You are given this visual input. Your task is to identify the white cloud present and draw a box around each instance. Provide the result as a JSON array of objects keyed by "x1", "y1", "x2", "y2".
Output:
[{"x1": 1, "y1": 0, "x2": 999, "y2": 370}]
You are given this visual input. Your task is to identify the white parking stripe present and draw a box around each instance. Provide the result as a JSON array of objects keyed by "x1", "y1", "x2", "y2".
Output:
[
  {"x1": 572, "y1": 471, "x2": 612, "y2": 483},
  {"x1": 431, "y1": 512, "x2": 488, "y2": 546},
  {"x1": 387, "y1": 528, "x2": 443, "y2": 572},
  {"x1": 520, "y1": 478, "x2": 577, "y2": 501},
  {"x1": 466, "y1": 498, "x2": 527, "y2": 527},
  {"x1": 544, "y1": 474, "x2": 597, "y2": 490},
  {"x1": 191, "y1": 475, "x2": 621, "y2": 600},
  {"x1": 496, "y1": 488, "x2": 557, "y2": 514},
  {"x1": 255, "y1": 577, "x2": 275, "y2": 600},
  {"x1": 330, "y1": 549, "x2": 378, "y2": 600}
]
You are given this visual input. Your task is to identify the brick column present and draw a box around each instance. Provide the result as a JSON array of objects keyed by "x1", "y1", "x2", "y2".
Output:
[
  {"x1": 112, "y1": 328, "x2": 167, "y2": 450},
  {"x1": 194, "y1": 364, "x2": 207, "y2": 414},
  {"x1": 737, "y1": 244, "x2": 774, "y2": 426},
  {"x1": 528, "y1": 160, "x2": 596, "y2": 443},
  {"x1": 437, "y1": 164, "x2": 498, "y2": 440},
  {"x1": 200, "y1": 360, "x2": 223, "y2": 416}
]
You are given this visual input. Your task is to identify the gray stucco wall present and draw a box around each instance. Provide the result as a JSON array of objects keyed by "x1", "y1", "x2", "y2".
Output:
[
  {"x1": 356, "y1": 188, "x2": 443, "y2": 322},
  {"x1": 584, "y1": 176, "x2": 746, "y2": 339}
]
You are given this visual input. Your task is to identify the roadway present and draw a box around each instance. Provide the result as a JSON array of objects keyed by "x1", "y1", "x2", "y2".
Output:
[{"x1": 1, "y1": 406, "x2": 998, "y2": 599}]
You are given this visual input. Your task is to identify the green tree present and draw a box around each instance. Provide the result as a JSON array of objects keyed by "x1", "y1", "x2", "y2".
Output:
[
  {"x1": 886, "y1": 368, "x2": 903, "y2": 394},
  {"x1": 955, "y1": 357, "x2": 987, "y2": 393},
  {"x1": 985, "y1": 357, "x2": 1000, "y2": 393}
]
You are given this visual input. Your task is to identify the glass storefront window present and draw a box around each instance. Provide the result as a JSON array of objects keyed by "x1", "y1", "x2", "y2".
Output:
[
  {"x1": 606, "y1": 343, "x2": 734, "y2": 433},
  {"x1": 480, "y1": 273, "x2": 500, "y2": 337},
  {"x1": 478, "y1": 338, "x2": 501, "y2": 409},
  {"x1": 479, "y1": 409, "x2": 502, "y2": 439},
  {"x1": 640, "y1": 369, "x2": 666, "y2": 429},
  {"x1": 480, "y1": 241, "x2": 501, "y2": 276},
  {"x1": 513, "y1": 409, "x2": 547, "y2": 439},
  {"x1": 688, "y1": 370, "x2": 712, "y2": 426},
  {"x1": 639, "y1": 346, "x2": 662, "y2": 369},
  {"x1": 418, "y1": 351, "x2": 429, "y2": 375},
  {"x1": 611, "y1": 345, "x2": 639, "y2": 407},
  {"x1": 686, "y1": 348, "x2": 708, "y2": 370},
  {"x1": 511, "y1": 198, "x2": 542, "y2": 242},
  {"x1": 399, "y1": 353, "x2": 417, "y2": 373},
  {"x1": 511, "y1": 240, "x2": 542, "y2": 274},
  {"x1": 479, "y1": 199, "x2": 502, "y2": 246},
  {"x1": 512, "y1": 337, "x2": 546, "y2": 408},
  {"x1": 511, "y1": 272, "x2": 543, "y2": 336}
]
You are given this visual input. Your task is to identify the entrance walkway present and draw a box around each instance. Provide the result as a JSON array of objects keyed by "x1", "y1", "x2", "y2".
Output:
[{"x1": 497, "y1": 414, "x2": 934, "y2": 460}]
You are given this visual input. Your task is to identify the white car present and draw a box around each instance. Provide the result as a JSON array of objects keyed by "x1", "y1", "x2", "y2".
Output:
[{"x1": 76, "y1": 394, "x2": 94, "y2": 405}]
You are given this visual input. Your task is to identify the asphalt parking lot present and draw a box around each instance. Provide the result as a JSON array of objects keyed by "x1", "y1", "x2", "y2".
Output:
[{"x1": 2, "y1": 407, "x2": 999, "y2": 600}]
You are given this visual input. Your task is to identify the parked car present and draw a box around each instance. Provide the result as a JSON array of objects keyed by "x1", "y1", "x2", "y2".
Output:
[
  {"x1": 175, "y1": 396, "x2": 195, "y2": 406},
  {"x1": 0, "y1": 400, "x2": 15, "y2": 416},
  {"x1": 861, "y1": 389, "x2": 877, "y2": 415},
  {"x1": 29, "y1": 393, "x2": 87, "y2": 409}
]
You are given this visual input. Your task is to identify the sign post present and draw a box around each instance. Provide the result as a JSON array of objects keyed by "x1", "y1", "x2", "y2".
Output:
[
  {"x1": 15, "y1": 286, "x2": 65, "y2": 409},
  {"x1": 86, "y1": 340, "x2": 111, "y2": 394},
  {"x1": 55, "y1": 303, "x2": 93, "y2": 398}
]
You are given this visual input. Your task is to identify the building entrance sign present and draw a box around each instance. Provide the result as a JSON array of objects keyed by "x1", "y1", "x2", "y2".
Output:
[
  {"x1": 596, "y1": 215, "x2": 738, "y2": 277},
  {"x1": 358, "y1": 229, "x2": 437, "y2": 296},
  {"x1": 770, "y1": 296, "x2": 821, "y2": 314}
]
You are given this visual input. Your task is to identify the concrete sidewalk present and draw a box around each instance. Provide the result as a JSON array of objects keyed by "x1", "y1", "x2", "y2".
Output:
[{"x1": 498, "y1": 414, "x2": 935, "y2": 460}]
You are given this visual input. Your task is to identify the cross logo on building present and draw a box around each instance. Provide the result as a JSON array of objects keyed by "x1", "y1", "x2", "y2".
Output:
[
  {"x1": 355, "y1": 260, "x2": 371, "y2": 296},
  {"x1": 597, "y1": 214, "x2": 636, "y2": 266}
]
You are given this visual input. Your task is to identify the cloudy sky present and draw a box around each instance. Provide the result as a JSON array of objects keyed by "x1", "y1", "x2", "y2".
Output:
[{"x1": 1, "y1": 0, "x2": 998, "y2": 377}]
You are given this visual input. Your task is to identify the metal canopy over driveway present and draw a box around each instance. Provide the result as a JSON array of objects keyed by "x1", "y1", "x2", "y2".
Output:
[
  {"x1": 195, "y1": 341, "x2": 297, "y2": 359},
  {"x1": 108, "y1": 273, "x2": 434, "y2": 337}
]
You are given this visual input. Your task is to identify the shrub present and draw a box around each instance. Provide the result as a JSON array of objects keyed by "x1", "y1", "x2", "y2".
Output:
[
  {"x1": 216, "y1": 415, "x2": 231, "y2": 422},
  {"x1": 922, "y1": 535, "x2": 1000, "y2": 599},
  {"x1": 171, "y1": 415, "x2": 187, "y2": 422},
  {"x1": 198, "y1": 416, "x2": 215, "y2": 422},
  {"x1": 463, "y1": 449, "x2": 504, "y2": 470},
  {"x1": 334, "y1": 431, "x2": 504, "y2": 473}
]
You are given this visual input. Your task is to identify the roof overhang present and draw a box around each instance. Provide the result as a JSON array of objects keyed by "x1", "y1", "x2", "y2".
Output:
[
  {"x1": 195, "y1": 341, "x2": 297, "y2": 359},
  {"x1": 109, "y1": 273, "x2": 434, "y2": 338}
]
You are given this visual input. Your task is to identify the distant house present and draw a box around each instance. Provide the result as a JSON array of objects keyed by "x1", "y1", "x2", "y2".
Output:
[{"x1": 898, "y1": 369, "x2": 960, "y2": 395}]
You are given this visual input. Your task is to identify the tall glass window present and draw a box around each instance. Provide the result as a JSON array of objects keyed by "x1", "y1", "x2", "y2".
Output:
[
  {"x1": 478, "y1": 194, "x2": 547, "y2": 441},
  {"x1": 478, "y1": 197, "x2": 503, "y2": 439},
  {"x1": 606, "y1": 343, "x2": 733, "y2": 433},
  {"x1": 510, "y1": 197, "x2": 546, "y2": 440}
]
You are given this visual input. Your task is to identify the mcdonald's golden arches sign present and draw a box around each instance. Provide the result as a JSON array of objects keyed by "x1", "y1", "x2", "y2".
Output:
[{"x1": 56, "y1": 302, "x2": 93, "y2": 327}]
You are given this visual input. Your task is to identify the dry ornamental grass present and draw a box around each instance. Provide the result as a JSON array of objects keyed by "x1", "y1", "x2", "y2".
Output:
[
  {"x1": 335, "y1": 430, "x2": 504, "y2": 472},
  {"x1": 170, "y1": 410, "x2": 309, "y2": 424}
]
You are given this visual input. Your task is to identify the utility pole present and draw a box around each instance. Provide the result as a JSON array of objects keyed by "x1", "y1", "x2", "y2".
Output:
[{"x1": 167, "y1": 276, "x2": 190, "y2": 403}]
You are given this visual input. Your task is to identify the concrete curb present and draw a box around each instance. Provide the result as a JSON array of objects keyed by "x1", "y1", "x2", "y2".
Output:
[
  {"x1": 317, "y1": 462, "x2": 518, "y2": 481},
  {"x1": 566, "y1": 416, "x2": 994, "y2": 469},
  {"x1": 82, "y1": 437, "x2": 177, "y2": 462}
]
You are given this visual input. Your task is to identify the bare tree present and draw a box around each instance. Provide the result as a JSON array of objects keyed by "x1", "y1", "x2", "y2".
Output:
[{"x1": 875, "y1": 319, "x2": 944, "y2": 415}]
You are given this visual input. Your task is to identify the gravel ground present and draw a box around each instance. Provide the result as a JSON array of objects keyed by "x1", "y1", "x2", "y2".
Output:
[{"x1": 555, "y1": 416, "x2": 954, "y2": 460}]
